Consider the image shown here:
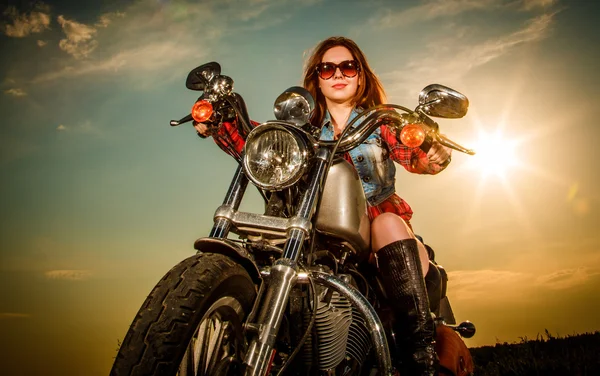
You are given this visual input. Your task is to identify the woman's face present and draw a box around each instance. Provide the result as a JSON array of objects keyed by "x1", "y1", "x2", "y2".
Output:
[{"x1": 318, "y1": 46, "x2": 360, "y2": 106}]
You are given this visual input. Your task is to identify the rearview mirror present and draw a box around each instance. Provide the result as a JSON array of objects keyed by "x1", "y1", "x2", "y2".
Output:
[
  {"x1": 418, "y1": 84, "x2": 469, "y2": 119},
  {"x1": 186, "y1": 62, "x2": 221, "y2": 91}
]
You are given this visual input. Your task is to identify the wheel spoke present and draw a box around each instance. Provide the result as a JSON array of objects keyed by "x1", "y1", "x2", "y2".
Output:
[
  {"x1": 206, "y1": 321, "x2": 230, "y2": 374},
  {"x1": 178, "y1": 296, "x2": 247, "y2": 376},
  {"x1": 197, "y1": 319, "x2": 213, "y2": 375}
]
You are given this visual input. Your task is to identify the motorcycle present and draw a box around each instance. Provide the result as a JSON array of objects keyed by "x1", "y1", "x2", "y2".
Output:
[{"x1": 111, "y1": 62, "x2": 477, "y2": 376}]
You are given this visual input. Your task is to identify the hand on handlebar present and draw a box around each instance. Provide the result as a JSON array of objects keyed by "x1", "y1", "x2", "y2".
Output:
[
  {"x1": 427, "y1": 139, "x2": 452, "y2": 167},
  {"x1": 193, "y1": 120, "x2": 215, "y2": 138}
]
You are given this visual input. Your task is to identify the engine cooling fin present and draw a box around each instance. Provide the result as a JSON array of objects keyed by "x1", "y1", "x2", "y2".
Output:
[
  {"x1": 302, "y1": 288, "x2": 374, "y2": 372},
  {"x1": 346, "y1": 305, "x2": 372, "y2": 365},
  {"x1": 303, "y1": 290, "x2": 352, "y2": 371}
]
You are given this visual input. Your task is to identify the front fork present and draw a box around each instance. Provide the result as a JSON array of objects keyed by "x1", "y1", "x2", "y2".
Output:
[
  {"x1": 209, "y1": 150, "x2": 392, "y2": 375},
  {"x1": 241, "y1": 149, "x2": 328, "y2": 376}
]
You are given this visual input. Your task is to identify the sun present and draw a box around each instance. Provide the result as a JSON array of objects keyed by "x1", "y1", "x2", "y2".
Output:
[{"x1": 466, "y1": 130, "x2": 520, "y2": 179}]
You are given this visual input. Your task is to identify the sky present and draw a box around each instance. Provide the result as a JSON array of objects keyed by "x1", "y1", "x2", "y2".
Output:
[{"x1": 0, "y1": 0, "x2": 599, "y2": 374}]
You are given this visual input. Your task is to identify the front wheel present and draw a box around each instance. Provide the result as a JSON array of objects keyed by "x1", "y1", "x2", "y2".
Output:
[{"x1": 111, "y1": 252, "x2": 257, "y2": 376}]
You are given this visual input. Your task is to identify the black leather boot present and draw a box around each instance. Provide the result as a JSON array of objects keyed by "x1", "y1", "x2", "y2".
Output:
[{"x1": 376, "y1": 239, "x2": 439, "y2": 376}]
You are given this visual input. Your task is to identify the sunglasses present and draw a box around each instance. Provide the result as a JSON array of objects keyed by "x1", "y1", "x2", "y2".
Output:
[{"x1": 316, "y1": 60, "x2": 360, "y2": 80}]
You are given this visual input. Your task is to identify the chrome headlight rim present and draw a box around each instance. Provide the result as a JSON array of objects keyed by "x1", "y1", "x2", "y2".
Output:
[{"x1": 242, "y1": 123, "x2": 311, "y2": 191}]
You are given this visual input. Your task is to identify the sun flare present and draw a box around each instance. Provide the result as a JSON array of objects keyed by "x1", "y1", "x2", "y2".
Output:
[{"x1": 467, "y1": 131, "x2": 519, "y2": 179}]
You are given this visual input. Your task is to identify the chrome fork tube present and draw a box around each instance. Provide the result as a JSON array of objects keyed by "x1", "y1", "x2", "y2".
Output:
[
  {"x1": 243, "y1": 149, "x2": 330, "y2": 376},
  {"x1": 243, "y1": 260, "x2": 297, "y2": 375},
  {"x1": 209, "y1": 164, "x2": 248, "y2": 238},
  {"x1": 280, "y1": 149, "x2": 329, "y2": 261}
]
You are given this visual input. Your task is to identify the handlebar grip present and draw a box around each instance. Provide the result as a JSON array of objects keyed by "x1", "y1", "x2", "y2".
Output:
[{"x1": 420, "y1": 135, "x2": 434, "y2": 153}]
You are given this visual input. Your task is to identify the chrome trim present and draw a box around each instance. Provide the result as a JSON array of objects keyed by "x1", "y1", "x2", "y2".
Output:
[
  {"x1": 310, "y1": 271, "x2": 394, "y2": 376},
  {"x1": 417, "y1": 84, "x2": 468, "y2": 119},
  {"x1": 210, "y1": 165, "x2": 248, "y2": 238},
  {"x1": 213, "y1": 208, "x2": 313, "y2": 237},
  {"x1": 318, "y1": 107, "x2": 411, "y2": 153},
  {"x1": 243, "y1": 261, "x2": 298, "y2": 375},
  {"x1": 214, "y1": 204, "x2": 235, "y2": 221},
  {"x1": 273, "y1": 86, "x2": 315, "y2": 126},
  {"x1": 210, "y1": 75, "x2": 234, "y2": 97},
  {"x1": 242, "y1": 123, "x2": 311, "y2": 191},
  {"x1": 287, "y1": 217, "x2": 311, "y2": 235},
  {"x1": 232, "y1": 211, "x2": 288, "y2": 236}
]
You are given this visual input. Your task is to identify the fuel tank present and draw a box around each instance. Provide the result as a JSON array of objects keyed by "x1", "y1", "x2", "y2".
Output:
[{"x1": 315, "y1": 158, "x2": 371, "y2": 261}]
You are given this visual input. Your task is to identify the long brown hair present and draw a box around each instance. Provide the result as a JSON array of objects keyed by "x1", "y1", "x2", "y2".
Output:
[{"x1": 303, "y1": 36, "x2": 387, "y2": 126}]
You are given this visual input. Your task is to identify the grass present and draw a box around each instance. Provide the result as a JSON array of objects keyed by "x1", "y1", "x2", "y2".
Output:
[{"x1": 469, "y1": 330, "x2": 600, "y2": 376}]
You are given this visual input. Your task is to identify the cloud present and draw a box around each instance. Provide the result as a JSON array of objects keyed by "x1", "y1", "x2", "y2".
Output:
[
  {"x1": 368, "y1": 0, "x2": 559, "y2": 29},
  {"x1": 2, "y1": 5, "x2": 51, "y2": 37},
  {"x1": 521, "y1": 0, "x2": 558, "y2": 11},
  {"x1": 41, "y1": 40, "x2": 201, "y2": 81},
  {"x1": 31, "y1": 41, "x2": 203, "y2": 85},
  {"x1": 448, "y1": 265, "x2": 600, "y2": 303},
  {"x1": 57, "y1": 15, "x2": 98, "y2": 59},
  {"x1": 371, "y1": 0, "x2": 497, "y2": 29},
  {"x1": 535, "y1": 268, "x2": 600, "y2": 290},
  {"x1": 54, "y1": 121, "x2": 101, "y2": 136},
  {"x1": 45, "y1": 269, "x2": 93, "y2": 281},
  {"x1": 448, "y1": 269, "x2": 531, "y2": 301},
  {"x1": 0, "y1": 312, "x2": 32, "y2": 320},
  {"x1": 382, "y1": 12, "x2": 556, "y2": 96},
  {"x1": 29, "y1": 0, "x2": 316, "y2": 84},
  {"x1": 95, "y1": 11, "x2": 126, "y2": 28},
  {"x1": 4, "y1": 88, "x2": 27, "y2": 97}
]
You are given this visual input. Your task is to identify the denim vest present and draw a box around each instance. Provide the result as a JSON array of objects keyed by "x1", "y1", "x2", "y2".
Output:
[{"x1": 320, "y1": 108, "x2": 396, "y2": 206}]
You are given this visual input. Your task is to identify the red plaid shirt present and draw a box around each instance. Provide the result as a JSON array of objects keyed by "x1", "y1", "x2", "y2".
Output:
[
  {"x1": 212, "y1": 121, "x2": 258, "y2": 159},
  {"x1": 347, "y1": 125, "x2": 446, "y2": 227}
]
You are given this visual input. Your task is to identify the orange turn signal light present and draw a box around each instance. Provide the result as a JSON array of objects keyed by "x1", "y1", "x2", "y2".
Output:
[
  {"x1": 191, "y1": 100, "x2": 214, "y2": 123},
  {"x1": 400, "y1": 123, "x2": 426, "y2": 148}
]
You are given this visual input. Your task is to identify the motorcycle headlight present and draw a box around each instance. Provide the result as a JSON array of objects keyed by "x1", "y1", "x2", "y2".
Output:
[{"x1": 243, "y1": 124, "x2": 310, "y2": 191}]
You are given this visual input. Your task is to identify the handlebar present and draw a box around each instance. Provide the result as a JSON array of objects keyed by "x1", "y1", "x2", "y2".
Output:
[
  {"x1": 317, "y1": 107, "x2": 409, "y2": 153},
  {"x1": 171, "y1": 97, "x2": 475, "y2": 157},
  {"x1": 317, "y1": 104, "x2": 475, "y2": 156}
]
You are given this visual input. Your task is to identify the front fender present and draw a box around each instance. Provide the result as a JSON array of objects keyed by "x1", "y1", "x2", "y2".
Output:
[{"x1": 194, "y1": 237, "x2": 261, "y2": 284}]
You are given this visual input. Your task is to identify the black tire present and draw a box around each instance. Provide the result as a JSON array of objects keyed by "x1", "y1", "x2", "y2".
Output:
[{"x1": 111, "y1": 252, "x2": 257, "y2": 376}]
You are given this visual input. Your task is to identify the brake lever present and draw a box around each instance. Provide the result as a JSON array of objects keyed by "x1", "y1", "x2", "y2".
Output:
[
  {"x1": 170, "y1": 114, "x2": 193, "y2": 127},
  {"x1": 434, "y1": 133, "x2": 476, "y2": 155},
  {"x1": 415, "y1": 113, "x2": 475, "y2": 155}
]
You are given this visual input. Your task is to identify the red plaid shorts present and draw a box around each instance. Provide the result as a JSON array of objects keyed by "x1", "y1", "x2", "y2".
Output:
[{"x1": 367, "y1": 192, "x2": 414, "y2": 230}]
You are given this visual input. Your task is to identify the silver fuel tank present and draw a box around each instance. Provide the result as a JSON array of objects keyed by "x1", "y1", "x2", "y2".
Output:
[{"x1": 315, "y1": 158, "x2": 371, "y2": 261}]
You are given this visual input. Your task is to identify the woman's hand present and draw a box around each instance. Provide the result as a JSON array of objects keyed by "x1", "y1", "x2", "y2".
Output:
[
  {"x1": 427, "y1": 140, "x2": 452, "y2": 167},
  {"x1": 193, "y1": 121, "x2": 212, "y2": 138}
]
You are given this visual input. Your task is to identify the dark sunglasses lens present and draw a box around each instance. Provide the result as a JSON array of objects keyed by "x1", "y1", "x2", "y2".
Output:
[
  {"x1": 318, "y1": 63, "x2": 336, "y2": 79},
  {"x1": 340, "y1": 61, "x2": 358, "y2": 77}
]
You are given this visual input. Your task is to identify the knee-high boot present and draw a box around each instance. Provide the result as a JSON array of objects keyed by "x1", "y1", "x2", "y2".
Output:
[{"x1": 376, "y1": 239, "x2": 439, "y2": 376}]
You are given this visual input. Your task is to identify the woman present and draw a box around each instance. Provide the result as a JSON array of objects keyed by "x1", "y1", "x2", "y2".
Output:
[{"x1": 195, "y1": 36, "x2": 451, "y2": 375}]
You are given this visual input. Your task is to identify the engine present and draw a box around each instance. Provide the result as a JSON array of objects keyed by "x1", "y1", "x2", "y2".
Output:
[{"x1": 302, "y1": 276, "x2": 372, "y2": 373}]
